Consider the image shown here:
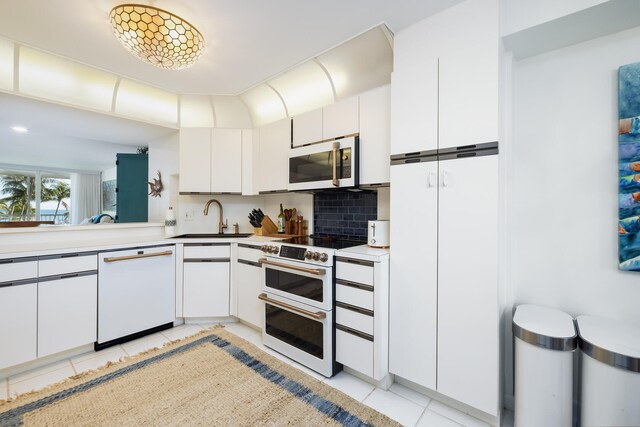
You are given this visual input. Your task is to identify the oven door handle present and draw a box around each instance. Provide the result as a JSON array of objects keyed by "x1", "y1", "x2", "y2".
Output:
[
  {"x1": 332, "y1": 141, "x2": 340, "y2": 187},
  {"x1": 258, "y1": 293, "x2": 326, "y2": 320},
  {"x1": 258, "y1": 258, "x2": 326, "y2": 276}
]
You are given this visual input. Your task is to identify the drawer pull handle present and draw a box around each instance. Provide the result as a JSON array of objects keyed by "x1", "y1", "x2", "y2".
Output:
[
  {"x1": 335, "y1": 257, "x2": 375, "y2": 267},
  {"x1": 258, "y1": 293, "x2": 326, "y2": 320},
  {"x1": 336, "y1": 324, "x2": 374, "y2": 342},
  {"x1": 336, "y1": 279, "x2": 373, "y2": 291},
  {"x1": 336, "y1": 301, "x2": 374, "y2": 317},
  {"x1": 104, "y1": 250, "x2": 173, "y2": 263},
  {"x1": 238, "y1": 259, "x2": 261, "y2": 268}
]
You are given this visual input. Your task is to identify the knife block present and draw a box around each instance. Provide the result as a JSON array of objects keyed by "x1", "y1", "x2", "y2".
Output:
[{"x1": 254, "y1": 215, "x2": 278, "y2": 236}]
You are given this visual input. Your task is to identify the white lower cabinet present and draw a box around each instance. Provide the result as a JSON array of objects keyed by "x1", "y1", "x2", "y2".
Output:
[
  {"x1": 183, "y1": 244, "x2": 231, "y2": 317},
  {"x1": 234, "y1": 243, "x2": 264, "y2": 329},
  {"x1": 334, "y1": 254, "x2": 389, "y2": 381},
  {"x1": 0, "y1": 282, "x2": 37, "y2": 369},
  {"x1": 38, "y1": 273, "x2": 97, "y2": 357}
]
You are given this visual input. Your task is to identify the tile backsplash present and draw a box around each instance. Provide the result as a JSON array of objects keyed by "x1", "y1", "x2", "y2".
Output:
[{"x1": 313, "y1": 191, "x2": 377, "y2": 239}]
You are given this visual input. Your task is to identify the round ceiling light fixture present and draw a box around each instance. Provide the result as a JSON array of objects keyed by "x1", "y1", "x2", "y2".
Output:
[{"x1": 109, "y1": 4, "x2": 205, "y2": 70}]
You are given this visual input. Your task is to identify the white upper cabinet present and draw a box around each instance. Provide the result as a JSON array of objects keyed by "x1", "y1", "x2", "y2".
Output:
[
  {"x1": 180, "y1": 127, "x2": 243, "y2": 194},
  {"x1": 241, "y1": 129, "x2": 259, "y2": 196},
  {"x1": 258, "y1": 118, "x2": 291, "y2": 193},
  {"x1": 390, "y1": 59, "x2": 439, "y2": 155},
  {"x1": 390, "y1": 0, "x2": 498, "y2": 153},
  {"x1": 211, "y1": 128, "x2": 242, "y2": 193},
  {"x1": 323, "y1": 96, "x2": 359, "y2": 140},
  {"x1": 359, "y1": 85, "x2": 391, "y2": 185},
  {"x1": 437, "y1": 0, "x2": 499, "y2": 149},
  {"x1": 292, "y1": 96, "x2": 359, "y2": 147},
  {"x1": 292, "y1": 109, "x2": 323, "y2": 147},
  {"x1": 179, "y1": 128, "x2": 212, "y2": 193}
]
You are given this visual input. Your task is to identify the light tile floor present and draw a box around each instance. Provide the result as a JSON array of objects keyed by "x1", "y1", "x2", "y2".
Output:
[{"x1": 0, "y1": 322, "x2": 515, "y2": 427}]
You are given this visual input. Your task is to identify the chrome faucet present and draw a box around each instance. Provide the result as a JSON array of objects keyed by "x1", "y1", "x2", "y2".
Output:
[{"x1": 203, "y1": 199, "x2": 228, "y2": 234}]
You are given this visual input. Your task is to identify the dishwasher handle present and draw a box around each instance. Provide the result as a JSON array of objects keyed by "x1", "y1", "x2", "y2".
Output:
[{"x1": 103, "y1": 250, "x2": 173, "y2": 263}]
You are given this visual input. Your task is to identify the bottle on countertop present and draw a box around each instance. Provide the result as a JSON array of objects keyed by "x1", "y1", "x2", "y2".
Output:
[{"x1": 277, "y1": 203, "x2": 285, "y2": 234}]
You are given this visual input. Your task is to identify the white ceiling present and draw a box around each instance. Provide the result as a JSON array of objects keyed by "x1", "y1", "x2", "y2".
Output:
[{"x1": 0, "y1": 0, "x2": 463, "y2": 95}]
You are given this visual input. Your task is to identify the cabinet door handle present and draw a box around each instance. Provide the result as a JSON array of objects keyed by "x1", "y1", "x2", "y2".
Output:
[
  {"x1": 428, "y1": 171, "x2": 437, "y2": 188},
  {"x1": 442, "y1": 170, "x2": 450, "y2": 187}
]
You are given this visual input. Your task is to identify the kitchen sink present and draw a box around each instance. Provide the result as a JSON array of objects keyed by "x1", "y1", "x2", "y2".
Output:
[{"x1": 170, "y1": 233, "x2": 254, "y2": 239}]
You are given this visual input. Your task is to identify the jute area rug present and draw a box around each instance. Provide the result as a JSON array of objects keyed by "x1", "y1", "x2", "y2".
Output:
[{"x1": 0, "y1": 327, "x2": 401, "y2": 426}]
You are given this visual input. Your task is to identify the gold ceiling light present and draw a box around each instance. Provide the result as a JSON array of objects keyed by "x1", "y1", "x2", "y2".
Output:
[{"x1": 109, "y1": 4, "x2": 204, "y2": 70}]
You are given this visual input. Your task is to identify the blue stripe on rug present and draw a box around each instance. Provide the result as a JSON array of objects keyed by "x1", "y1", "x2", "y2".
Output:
[
  {"x1": 210, "y1": 336, "x2": 373, "y2": 427},
  {"x1": 0, "y1": 333, "x2": 375, "y2": 427}
]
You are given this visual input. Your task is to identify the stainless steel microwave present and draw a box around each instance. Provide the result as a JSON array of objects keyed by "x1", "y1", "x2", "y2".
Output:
[{"x1": 288, "y1": 136, "x2": 359, "y2": 191}]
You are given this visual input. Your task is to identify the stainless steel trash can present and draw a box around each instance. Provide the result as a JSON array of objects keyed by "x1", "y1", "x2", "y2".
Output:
[
  {"x1": 513, "y1": 304, "x2": 577, "y2": 427},
  {"x1": 577, "y1": 315, "x2": 640, "y2": 427}
]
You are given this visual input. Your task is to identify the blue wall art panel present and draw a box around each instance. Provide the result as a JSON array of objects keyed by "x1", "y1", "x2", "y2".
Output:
[{"x1": 618, "y1": 62, "x2": 640, "y2": 270}]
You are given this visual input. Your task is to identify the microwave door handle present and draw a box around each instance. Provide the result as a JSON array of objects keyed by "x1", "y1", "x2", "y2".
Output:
[{"x1": 332, "y1": 141, "x2": 339, "y2": 187}]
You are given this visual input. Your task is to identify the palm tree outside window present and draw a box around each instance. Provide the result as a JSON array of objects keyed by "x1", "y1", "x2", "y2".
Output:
[{"x1": 0, "y1": 170, "x2": 71, "y2": 224}]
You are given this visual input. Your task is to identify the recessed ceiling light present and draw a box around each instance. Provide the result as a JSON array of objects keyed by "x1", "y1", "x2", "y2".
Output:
[{"x1": 11, "y1": 126, "x2": 29, "y2": 133}]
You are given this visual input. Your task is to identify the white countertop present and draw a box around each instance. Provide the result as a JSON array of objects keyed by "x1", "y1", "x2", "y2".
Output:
[
  {"x1": 0, "y1": 234, "x2": 282, "y2": 258},
  {"x1": 335, "y1": 244, "x2": 390, "y2": 262}
]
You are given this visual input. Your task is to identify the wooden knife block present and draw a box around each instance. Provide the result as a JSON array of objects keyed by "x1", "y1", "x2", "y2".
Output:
[{"x1": 254, "y1": 215, "x2": 278, "y2": 236}]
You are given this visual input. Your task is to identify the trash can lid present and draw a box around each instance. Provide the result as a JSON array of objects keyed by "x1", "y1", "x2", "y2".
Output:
[
  {"x1": 576, "y1": 315, "x2": 640, "y2": 373},
  {"x1": 512, "y1": 304, "x2": 577, "y2": 351}
]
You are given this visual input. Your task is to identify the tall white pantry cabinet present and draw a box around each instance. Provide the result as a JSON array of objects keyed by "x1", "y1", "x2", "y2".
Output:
[{"x1": 389, "y1": 0, "x2": 500, "y2": 418}]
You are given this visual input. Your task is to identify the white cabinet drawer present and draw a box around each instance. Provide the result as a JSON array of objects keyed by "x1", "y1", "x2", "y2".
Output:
[
  {"x1": 336, "y1": 328, "x2": 373, "y2": 377},
  {"x1": 0, "y1": 258, "x2": 38, "y2": 283},
  {"x1": 336, "y1": 305, "x2": 374, "y2": 336},
  {"x1": 335, "y1": 282, "x2": 373, "y2": 311},
  {"x1": 39, "y1": 253, "x2": 97, "y2": 277},
  {"x1": 336, "y1": 258, "x2": 374, "y2": 286},
  {"x1": 184, "y1": 244, "x2": 230, "y2": 259},
  {"x1": 237, "y1": 243, "x2": 263, "y2": 263}
]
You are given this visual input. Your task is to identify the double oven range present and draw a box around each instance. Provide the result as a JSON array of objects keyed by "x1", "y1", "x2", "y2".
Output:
[{"x1": 258, "y1": 236, "x2": 363, "y2": 377}]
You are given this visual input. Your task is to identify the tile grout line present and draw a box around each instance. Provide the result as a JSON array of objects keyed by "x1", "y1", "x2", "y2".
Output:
[
  {"x1": 387, "y1": 386, "x2": 431, "y2": 408},
  {"x1": 359, "y1": 386, "x2": 377, "y2": 403},
  {"x1": 411, "y1": 407, "x2": 428, "y2": 427},
  {"x1": 68, "y1": 359, "x2": 77, "y2": 376}
]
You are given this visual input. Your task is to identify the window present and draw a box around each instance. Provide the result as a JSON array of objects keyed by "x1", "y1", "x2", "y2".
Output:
[{"x1": 0, "y1": 170, "x2": 71, "y2": 224}]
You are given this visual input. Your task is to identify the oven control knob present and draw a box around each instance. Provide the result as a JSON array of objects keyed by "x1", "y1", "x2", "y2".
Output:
[
  {"x1": 270, "y1": 246, "x2": 279, "y2": 254},
  {"x1": 304, "y1": 251, "x2": 312, "y2": 259},
  {"x1": 261, "y1": 245, "x2": 269, "y2": 253},
  {"x1": 311, "y1": 252, "x2": 320, "y2": 261},
  {"x1": 319, "y1": 253, "x2": 328, "y2": 262}
]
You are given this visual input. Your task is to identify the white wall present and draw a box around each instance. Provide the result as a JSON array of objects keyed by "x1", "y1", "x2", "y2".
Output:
[
  {"x1": 377, "y1": 187, "x2": 390, "y2": 220},
  {"x1": 176, "y1": 193, "x2": 313, "y2": 235},
  {"x1": 501, "y1": 0, "x2": 607, "y2": 36},
  {"x1": 147, "y1": 132, "x2": 180, "y2": 223},
  {"x1": 506, "y1": 24, "x2": 640, "y2": 397}
]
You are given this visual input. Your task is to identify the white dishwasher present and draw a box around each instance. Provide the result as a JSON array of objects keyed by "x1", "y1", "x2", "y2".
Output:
[{"x1": 97, "y1": 245, "x2": 175, "y2": 350}]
